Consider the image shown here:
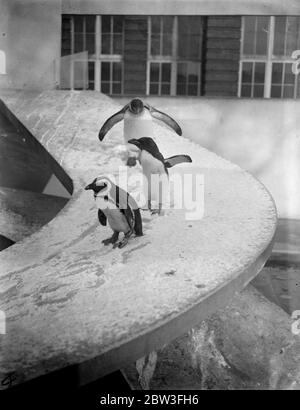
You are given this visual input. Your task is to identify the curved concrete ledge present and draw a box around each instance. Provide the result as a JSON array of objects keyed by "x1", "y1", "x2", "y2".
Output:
[{"x1": 0, "y1": 90, "x2": 277, "y2": 388}]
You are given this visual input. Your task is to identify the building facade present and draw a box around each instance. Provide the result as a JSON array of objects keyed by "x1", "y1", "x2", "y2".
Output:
[
  {"x1": 1, "y1": 1, "x2": 300, "y2": 98},
  {"x1": 60, "y1": 14, "x2": 300, "y2": 98}
]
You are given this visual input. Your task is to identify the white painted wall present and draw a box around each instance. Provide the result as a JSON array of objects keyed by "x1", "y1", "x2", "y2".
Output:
[
  {"x1": 116, "y1": 97, "x2": 300, "y2": 219},
  {"x1": 0, "y1": 0, "x2": 61, "y2": 90},
  {"x1": 62, "y1": 0, "x2": 300, "y2": 15}
]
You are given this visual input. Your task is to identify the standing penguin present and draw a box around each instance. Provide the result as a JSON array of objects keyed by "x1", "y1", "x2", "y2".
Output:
[
  {"x1": 85, "y1": 176, "x2": 143, "y2": 248},
  {"x1": 98, "y1": 99, "x2": 182, "y2": 164},
  {"x1": 127, "y1": 137, "x2": 192, "y2": 214}
]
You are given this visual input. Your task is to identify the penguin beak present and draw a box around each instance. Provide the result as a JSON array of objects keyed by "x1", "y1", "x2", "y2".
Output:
[{"x1": 85, "y1": 183, "x2": 92, "y2": 190}]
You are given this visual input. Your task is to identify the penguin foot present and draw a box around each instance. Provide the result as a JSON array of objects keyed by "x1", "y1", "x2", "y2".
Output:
[
  {"x1": 102, "y1": 232, "x2": 119, "y2": 246},
  {"x1": 117, "y1": 237, "x2": 129, "y2": 248},
  {"x1": 117, "y1": 230, "x2": 133, "y2": 248}
]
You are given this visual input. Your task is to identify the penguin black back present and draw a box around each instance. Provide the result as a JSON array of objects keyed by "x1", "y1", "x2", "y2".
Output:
[{"x1": 128, "y1": 137, "x2": 165, "y2": 165}]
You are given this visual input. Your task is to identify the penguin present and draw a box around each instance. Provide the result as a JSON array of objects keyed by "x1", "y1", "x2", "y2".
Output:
[
  {"x1": 85, "y1": 176, "x2": 143, "y2": 248},
  {"x1": 98, "y1": 98, "x2": 182, "y2": 166},
  {"x1": 127, "y1": 137, "x2": 192, "y2": 214}
]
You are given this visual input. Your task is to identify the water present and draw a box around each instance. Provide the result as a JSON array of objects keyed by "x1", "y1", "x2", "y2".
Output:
[
  {"x1": 252, "y1": 259, "x2": 300, "y2": 315},
  {"x1": 252, "y1": 218, "x2": 300, "y2": 315}
]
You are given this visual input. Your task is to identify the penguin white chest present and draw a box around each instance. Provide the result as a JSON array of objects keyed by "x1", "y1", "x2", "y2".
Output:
[
  {"x1": 140, "y1": 151, "x2": 169, "y2": 206},
  {"x1": 140, "y1": 150, "x2": 166, "y2": 178},
  {"x1": 95, "y1": 197, "x2": 130, "y2": 233},
  {"x1": 124, "y1": 110, "x2": 153, "y2": 142}
]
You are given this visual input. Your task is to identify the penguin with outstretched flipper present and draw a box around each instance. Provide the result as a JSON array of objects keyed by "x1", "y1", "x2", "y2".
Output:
[
  {"x1": 85, "y1": 176, "x2": 143, "y2": 248},
  {"x1": 98, "y1": 98, "x2": 182, "y2": 165},
  {"x1": 98, "y1": 98, "x2": 182, "y2": 142}
]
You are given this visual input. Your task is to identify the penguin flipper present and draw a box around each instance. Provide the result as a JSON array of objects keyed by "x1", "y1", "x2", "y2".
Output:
[
  {"x1": 164, "y1": 155, "x2": 192, "y2": 168},
  {"x1": 98, "y1": 105, "x2": 128, "y2": 141},
  {"x1": 121, "y1": 207, "x2": 134, "y2": 231},
  {"x1": 98, "y1": 209, "x2": 107, "y2": 226},
  {"x1": 133, "y1": 209, "x2": 143, "y2": 236},
  {"x1": 149, "y1": 106, "x2": 182, "y2": 136}
]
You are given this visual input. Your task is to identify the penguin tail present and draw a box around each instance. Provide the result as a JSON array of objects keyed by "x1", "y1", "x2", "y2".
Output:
[
  {"x1": 133, "y1": 209, "x2": 143, "y2": 236},
  {"x1": 164, "y1": 155, "x2": 192, "y2": 168}
]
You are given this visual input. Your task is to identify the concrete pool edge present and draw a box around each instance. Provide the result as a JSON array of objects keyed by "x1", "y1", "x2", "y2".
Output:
[{"x1": 0, "y1": 90, "x2": 277, "y2": 388}]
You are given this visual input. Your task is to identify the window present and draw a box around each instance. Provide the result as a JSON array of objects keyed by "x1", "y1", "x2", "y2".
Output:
[
  {"x1": 147, "y1": 16, "x2": 204, "y2": 96},
  {"x1": 239, "y1": 16, "x2": 300, "y2": 98},
  {"x1": 100, "y1": 16, "x2": 124, "y2": 94},
  {"x1": 61, "y1": 15, "x2": 205, "y2": 96},
  {"x1": 60, "y1": 15, "x2": 124, "y2": 94}
]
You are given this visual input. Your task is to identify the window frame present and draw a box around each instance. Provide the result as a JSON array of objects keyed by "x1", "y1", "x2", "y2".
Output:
[
  {"x1": 238, "y1": 16, "x2": 300, "y2": 99},
  {"x1": 60, "y1": 15, "x2": 124, "y2": 94},
  {"x1": 146, "y1": 16, "x2": 203, "y2": 97}
]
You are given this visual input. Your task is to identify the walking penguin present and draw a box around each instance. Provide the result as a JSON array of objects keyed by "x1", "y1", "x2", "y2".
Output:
[
  {"x1": 127, "y1": 137, "x2": 192, "y2": 214},
  {"x1": 85, "y1": 176, "x2": 143, "y2": 248}
]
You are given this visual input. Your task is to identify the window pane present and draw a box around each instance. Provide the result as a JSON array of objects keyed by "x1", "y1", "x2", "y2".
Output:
[
  {"x1": 188, "y1": 84, "x2": 198, "y2": 96},
  {"x1": 243, "y1": 17, "x2": 255, "y2": 55},
  {"x1": 178, "y1": 35, "x2": 188, "y2": 59},
  {"x1": 271, "y1": 85, "x2": 282, "y2": 98},
  {"x1": 284, "y1": 63, "x2": 294, "y2": 85},
  {"x1": 88, "y1": 82, "x2": 95, "y2": 90},
  {"x1": 74, "y1": 33, "x2": 84, "y2": 53},
  {"x1": 74, "y1": 16, "x2": 84, "y2": 33},
  {"x1": 86, "y1": 16, "x2": 95, "y2": 33},
  {"x1": 150, "y1": 83, "x2": 159, "y2": 95},
  {"x1": 112, "y1": 83, "x2": 121, "y2": 94},
  {"x1": 256, "y1": 17, "x2": 268, "y2": 55},
  {"x1": 177, "y1": 83, "x2": 186, "y2": 95},
  {"x1": 86, "y1": 33, "x2": 95, "y2": 55},
  {"x1": 162, "y1": 33, "x2": 172, "y2": 55},
  {"x1": 151, "y1": 16, "x2": 161, "y2": 33},
  {"x1": 101, "y1": 62, "x2": 110, "y2": 81},
  {"x1": 113, "y1": 62, "x2": 122, "y2": 81},
  {"x1": 188, "y1": 62, "x2": 199, "y2": 83},
  {"x1": 244, "y1": 16, "x2": 256, "y2": 33},
  {"x1": 189, "y1": 16, "x2": 202, "y2": 34},
  {"x1": 150, "y1": 63, "x2": 159, "y2": 82},
  {"x1": 178, "y1": 16, "x2": 202, "y2": 59},
  {"x1": 61, "y1": 17, "x2": 72, "y2": 56},
  {"x1": 151, "y1": 34, "x2": 160, "y2": 55},
  {"x1": 254, "y1": 62, "x2": 265, "y2": 83},
  {"x1": 242, "y1": 62, "x2": 253, "y2": 83},
  {"x1": 177, "y1": 63, "x2": 187, "y2": 84},
  {"x1": 272, "y1": 63, "x2": 283, "y2": 84},
  {"x1": 88, "y1": 61, "x2": 94, "y2": 82},
  {"x1": 113, "y1": 34, "x2": 123, "y2": 54},
  {"x1": 101, "y1": 34, "x2": 111, "y2": 54},
  {"x1": 101, "y1": 82, "x2": 110, "y2": 93},
  {"x1": 241, "y1": 85, "x2": 252, "y2": 97},
  {"x1": 102, "y1": 16, "x2": 111, "y2": 33},
  {"x1": 283, "y1": 85, "x2": 294, "y2": 98},
  {"x1": 189, "y1": 36, "x2": 201, "y2": 60},
  {"x1": 161, "y1": 84, "x2": 171, "y2": 95},
  {"x1": 285, "y1": 17, "x2": 299, "y2": 56},
  {"x1": 113, "y1": 16, "x2": 123, "y2": 33},
  {"x1": 163, "y1": 16, "x2": 173, "y2": 34},
  {"x1": 273, "y1": 17, "x2": 286, "y2": 56},
  {"x1": 162, "y1": 63, "x2": 171, "y2": 82},
  {"x1": 253, "y1": 85, "x2": 264, "y2": 97}
]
